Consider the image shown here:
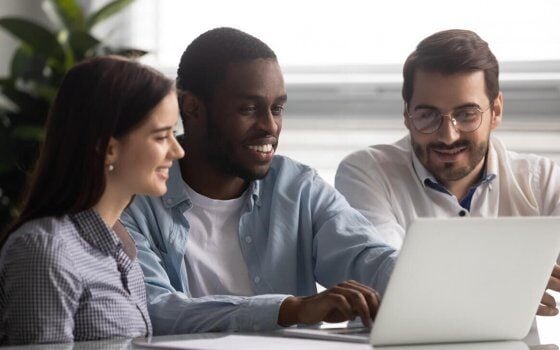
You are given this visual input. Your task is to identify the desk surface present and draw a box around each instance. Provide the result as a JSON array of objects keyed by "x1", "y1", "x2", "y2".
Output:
[{"x1": 2, "y1": 315, "x2": 559, "y2": 350}]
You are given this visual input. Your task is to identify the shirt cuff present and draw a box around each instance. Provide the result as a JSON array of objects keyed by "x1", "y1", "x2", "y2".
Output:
[{"x1": 244, "y1": 294, "x2": 292, "y2": 331}]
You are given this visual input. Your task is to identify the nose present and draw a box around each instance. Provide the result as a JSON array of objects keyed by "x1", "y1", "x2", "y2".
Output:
[
  {"x1": 169, "y1": 135, "x2": 185, "y2": 160},
  {"x1": 258, "y1": 109, "x2": 280, "y2": 136},
  {"x1": 437, "y1": 114, "x2": 461, "y2": 143}
]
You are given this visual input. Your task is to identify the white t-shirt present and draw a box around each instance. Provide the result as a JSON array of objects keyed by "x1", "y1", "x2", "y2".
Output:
[
  {"x1": 183, "y1": 183, "x2": 254, "y2": 297},
  {"x1": 335, "y1": 135, "x2": 560, "y2": 249}
]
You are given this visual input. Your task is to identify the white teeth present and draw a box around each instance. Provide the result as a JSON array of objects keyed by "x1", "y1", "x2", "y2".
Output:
[
  {"x1": 247, "y1": 144, "x2": 273, "y2": 153},
  {"x1": 435, "y1": 147, "x2": 464, "y2": 155}
]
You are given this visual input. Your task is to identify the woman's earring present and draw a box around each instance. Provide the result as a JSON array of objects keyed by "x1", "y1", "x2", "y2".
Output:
[{"x1": 107, "y1": 164, "x2": 115, "y2": 172}]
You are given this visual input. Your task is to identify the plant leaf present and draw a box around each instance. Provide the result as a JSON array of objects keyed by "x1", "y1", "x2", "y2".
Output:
[
  {"x1": 0, "y1": 81, "x2": 47, "y2": 116},
  {"x1": 69, "y1": 30, "x2": 100, "y2": 59},
  {"x1": 0, "y1": 106, "x2": 13, "y2": 126},
  {"x1": 85, "y1": 0, "x2": 135, "y2": 30},
  {"x1": 58, "y1": 30, "x2": 76, "y2": 71},
  {"x1": 43, "y1": 0, "x2": 85, "y2": 31},
  {"x1": 98, "y1": 46, "x2": 148, "y2": 58},
  {"x1": 0, "y1": 18, "x2": 65, "y2": 61},
  {"x1": 23, "y1": 81, "x2": 59, "y2": 104},
  {"x1": 10, "y1": 46, "x2": 48, "y2": 81},
  {"x1": 12, "y1": 125, "x2": 45, "y2": 141},
  {"x1": 0, "y1": 126, "x2": 15, "y2": 174}
]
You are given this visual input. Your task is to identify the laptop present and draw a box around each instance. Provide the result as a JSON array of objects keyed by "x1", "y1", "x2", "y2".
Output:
[{"x1": 281, "y1": 217, "x2": 560, "y2": 346}]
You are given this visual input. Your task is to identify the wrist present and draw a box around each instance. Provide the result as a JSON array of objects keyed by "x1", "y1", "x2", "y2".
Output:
[{"x1": 278, "y1": 296, "x2": 302, "y2": 327}]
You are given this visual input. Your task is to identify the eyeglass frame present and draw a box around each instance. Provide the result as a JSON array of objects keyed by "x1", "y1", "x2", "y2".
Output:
[{"x1": 405, "y1": 103, "x2": 494, "y2": 134}]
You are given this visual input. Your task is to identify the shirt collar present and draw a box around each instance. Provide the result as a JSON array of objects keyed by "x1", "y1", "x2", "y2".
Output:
[
  {"x1": 411, "y1": 146, "x2": 437, "y2": 188},
  {"x1": 70, "y1": 208, "x2": 121, "y2": 256},
  {"x1": 485, "y1": 136, "x2": 500, "y2": 182},
  {"x1": 161, "y1": 160, "x2": 263, "y2": 210},
  {"x1": 162, "y1": 160, "x2": 192, "y2": 208},
  {"x1": 249, "y1": 180, "x2": 262, "y2": 208}
]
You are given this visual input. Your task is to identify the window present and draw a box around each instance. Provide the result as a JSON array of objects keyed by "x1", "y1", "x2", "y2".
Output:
[
  {"x1": 110, "y1": 0, "x2": 560, "y2": 183},
  {"x1": 120, "y1": 0, "x2": 560, "y2": 68}
]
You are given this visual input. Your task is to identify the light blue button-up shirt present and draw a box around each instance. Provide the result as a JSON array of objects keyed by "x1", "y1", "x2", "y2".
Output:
[{"x1": 121, "y1": 155, "x2": 397, "y2": 335}]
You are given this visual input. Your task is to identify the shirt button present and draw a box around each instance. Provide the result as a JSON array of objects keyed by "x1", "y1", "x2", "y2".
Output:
[
  {"x1": 459, "y1": 210, "x2": 466, "y2": 217},
  {"x1": 166, "y1": 198, "x2": 173, "y2": 204},
  {"x1": 245, "y1": 235, "x2": 253, "y2": 244},
  {"x1": 254, "y1": 276, "x2": 261, "y2": 284}
]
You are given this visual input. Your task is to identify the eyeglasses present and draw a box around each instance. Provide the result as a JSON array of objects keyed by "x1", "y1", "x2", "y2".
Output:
[{"x1": 406, "y1": 104, "x2": 492, "y2": 134}]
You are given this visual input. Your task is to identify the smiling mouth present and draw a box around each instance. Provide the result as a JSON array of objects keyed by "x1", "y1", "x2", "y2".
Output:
[
  {"x1": 432, "y1": 146, "x2": 467, "y2": 156},
  {"x1": 156, "y1": 167, "x2": 170, "y2": 176},
  {"x1": 246, "y1": 144, "x2": 274, "y2": 153}
]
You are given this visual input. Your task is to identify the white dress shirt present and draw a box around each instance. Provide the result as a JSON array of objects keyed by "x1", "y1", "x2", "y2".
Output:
[{"x1": 335, "y1": 135, "x2": 560, "y2": 249}]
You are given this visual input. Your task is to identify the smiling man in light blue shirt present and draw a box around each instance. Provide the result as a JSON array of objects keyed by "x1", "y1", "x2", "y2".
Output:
[{"x1": 121, "y1": 27, "x2": 397, "y2": 335}]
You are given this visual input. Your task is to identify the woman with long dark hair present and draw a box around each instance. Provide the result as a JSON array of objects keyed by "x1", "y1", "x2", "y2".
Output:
[{"x1": 0, "y1": 56, "x2": 184, "y2": 345}]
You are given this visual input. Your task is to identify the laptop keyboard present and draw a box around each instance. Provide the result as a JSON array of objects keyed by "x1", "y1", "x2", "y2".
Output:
[{"x1": 327, "y1": 327, "x2": 370, "y2": 335}]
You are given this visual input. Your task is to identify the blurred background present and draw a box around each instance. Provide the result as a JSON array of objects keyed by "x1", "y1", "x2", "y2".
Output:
[{"x1": 1, "y1": 0, "x2": 559, "y2": 227}]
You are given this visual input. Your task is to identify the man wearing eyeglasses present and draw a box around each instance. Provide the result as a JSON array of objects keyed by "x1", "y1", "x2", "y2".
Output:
[{"x1": 335, "y1": 29, "x2": 560, "y2": 316}]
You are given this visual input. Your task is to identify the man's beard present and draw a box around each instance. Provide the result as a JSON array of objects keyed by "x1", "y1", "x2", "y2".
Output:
[
  {"x1": 412, "y1": 138, "x2": 488, "y2": 182},
  {"x1": 205, "y1": 115, "x2": 270, "y2": 181}
]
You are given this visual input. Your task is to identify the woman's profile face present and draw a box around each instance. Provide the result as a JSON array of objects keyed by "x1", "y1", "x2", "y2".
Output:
[{"x1": 109, "y1": 91, "x2": 185, "y2": 197}]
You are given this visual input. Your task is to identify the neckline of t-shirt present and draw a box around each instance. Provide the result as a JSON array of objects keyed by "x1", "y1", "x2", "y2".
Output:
[{"x1": 183, "y1": 181, "x2": 249, "y2": 209}]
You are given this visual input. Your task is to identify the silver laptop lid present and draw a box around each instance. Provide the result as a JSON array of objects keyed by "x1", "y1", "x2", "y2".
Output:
[{"x1": 371, "y1": 217, "x2": 560, "y2": 346}]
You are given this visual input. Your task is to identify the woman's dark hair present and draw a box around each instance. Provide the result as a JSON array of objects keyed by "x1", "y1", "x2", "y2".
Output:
[
  {"x1": 402, "y1": 29, "x2": 500, "y2": 105},
  {"x1": 1, "y1": 56, "x2": 173, "y2": 243}
]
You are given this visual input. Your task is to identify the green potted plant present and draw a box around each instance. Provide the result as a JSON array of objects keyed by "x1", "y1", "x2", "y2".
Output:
[{"x1": 0, "y1": 0, "x2": 146, "y2": 229}]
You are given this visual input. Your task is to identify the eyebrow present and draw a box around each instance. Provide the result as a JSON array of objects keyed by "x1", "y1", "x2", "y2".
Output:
[
  {"x1": 234, "y1": 94, "x2": 288, "y2": 103},
  {"x1": 150, "y1": 125, "x2": 175, "y2": 134},
  {"x1": 414, "y1": 102, "x2": 482, "y2": 111}
]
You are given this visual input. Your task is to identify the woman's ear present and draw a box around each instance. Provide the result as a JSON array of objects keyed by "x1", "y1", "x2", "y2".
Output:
[{"x1": 105, "y1": 137, "x2": 119, "y2": 170}]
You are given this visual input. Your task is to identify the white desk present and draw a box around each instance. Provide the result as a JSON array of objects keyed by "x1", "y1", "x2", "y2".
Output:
[
  {"x1": 130, "y1": 315, "x2": 560, "y2": 350},
  {"x1": 2, "y1": 315, "x2": 559, "y2": 349}
]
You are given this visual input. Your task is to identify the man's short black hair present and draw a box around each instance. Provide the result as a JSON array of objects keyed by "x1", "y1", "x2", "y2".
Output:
[{"x1": 177, "y1": 27, "x2": 277, "y2": 103}]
